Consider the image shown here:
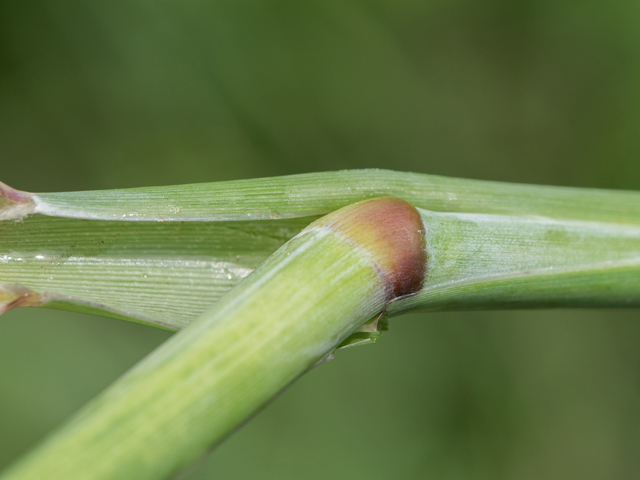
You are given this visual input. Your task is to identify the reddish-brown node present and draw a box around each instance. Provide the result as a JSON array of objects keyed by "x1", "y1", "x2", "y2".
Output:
[{"x1": 315, "y1": 197, "x2": 427, "y2": 300}]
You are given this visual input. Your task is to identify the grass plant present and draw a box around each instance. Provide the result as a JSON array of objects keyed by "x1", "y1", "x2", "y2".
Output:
[{"x1": 1, "y1": 170, "x2": 639, "y2": 479}]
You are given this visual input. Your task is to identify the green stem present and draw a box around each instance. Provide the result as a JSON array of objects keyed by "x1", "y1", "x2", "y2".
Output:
[
  {"x1": 1, "y1": 199, "x2": 416, "y2": 480},
  {"x1": 389, "y1": 209, "x2": 640, "y2": 314}
]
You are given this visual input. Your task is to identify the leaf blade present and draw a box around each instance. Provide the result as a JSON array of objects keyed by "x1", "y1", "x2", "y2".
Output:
[{"x1": 6, "y1": 169, "x2": 638, "y2": 223}]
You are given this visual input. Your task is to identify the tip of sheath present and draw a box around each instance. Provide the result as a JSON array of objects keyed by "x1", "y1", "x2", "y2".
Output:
[
  {"x1": 0, "y1": 283, "x2": 42, "y2": 315},
  {"x1": 315, "y1": 197, "x2": 427, "y2": 300},
  {"x1": 0, "y1": 181, "x2": 36, "y2": 221}
]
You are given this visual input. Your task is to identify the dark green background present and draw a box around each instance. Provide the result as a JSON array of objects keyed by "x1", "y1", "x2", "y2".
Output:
[{"x1": 1, "y1": 1, "x2": 640, "y2": 478}]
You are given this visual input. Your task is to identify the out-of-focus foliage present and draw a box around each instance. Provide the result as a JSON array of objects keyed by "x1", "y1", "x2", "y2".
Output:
[{"x1": 1, "y1": 1, "x2": 639, "y2": 479}]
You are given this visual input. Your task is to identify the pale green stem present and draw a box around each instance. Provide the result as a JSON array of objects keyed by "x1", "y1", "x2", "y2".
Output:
[
  {"x1": 0, "y1": 214, "x2": 388, "y2": 480},
  {"x1": 389, "y1": 209, "x2": 640, "y2": 314}
]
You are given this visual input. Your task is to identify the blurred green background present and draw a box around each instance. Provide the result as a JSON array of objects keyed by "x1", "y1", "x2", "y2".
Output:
[{"x1": 1, "y1": 0, "x2": 640, "y2": 478}]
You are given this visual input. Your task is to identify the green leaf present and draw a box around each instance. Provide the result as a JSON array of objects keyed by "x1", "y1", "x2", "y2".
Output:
[
  {"x1": 0, "y1": 214, "x2": 313, "y2": 329},
  {"x1": 2, "y1": 170, "x2": 640, "y2": 332},
  {"x1": 4, "y1": 169, "x2": 640, "y2": 223}
]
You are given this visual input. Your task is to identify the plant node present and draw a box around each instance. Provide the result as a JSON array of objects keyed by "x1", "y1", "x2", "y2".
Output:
[{"x1": 311, "y1": 196, "x2": 427, "y2": 300}]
